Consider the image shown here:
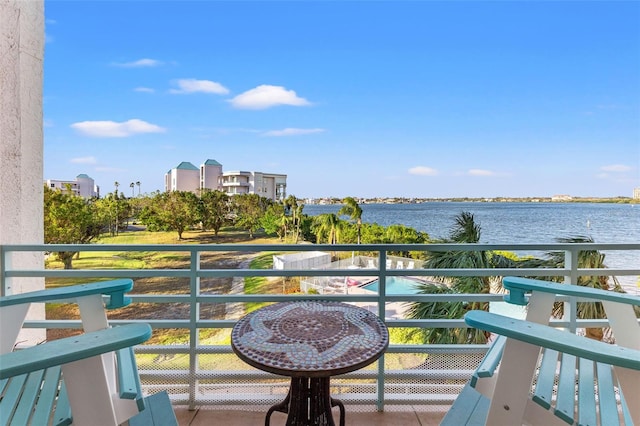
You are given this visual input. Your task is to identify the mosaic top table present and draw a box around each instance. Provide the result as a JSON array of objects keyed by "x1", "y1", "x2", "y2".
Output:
[{"x1": 231, "y1": 300, "x2": 389, "y2": 426}]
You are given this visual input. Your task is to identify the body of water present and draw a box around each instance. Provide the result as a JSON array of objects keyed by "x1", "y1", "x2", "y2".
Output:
[{"x1": 303, "y1": 202, "x2": 639, "y2": 292}]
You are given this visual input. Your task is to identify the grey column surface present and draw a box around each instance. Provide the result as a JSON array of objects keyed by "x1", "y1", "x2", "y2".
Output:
[{"x1": 0, "y1": 0, "x2": 45, "y2": 344}]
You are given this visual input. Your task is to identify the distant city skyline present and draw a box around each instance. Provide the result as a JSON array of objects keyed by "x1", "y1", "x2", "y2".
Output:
[{"x1": 44, "y1": 1, "x2": 639, "y2": 198}]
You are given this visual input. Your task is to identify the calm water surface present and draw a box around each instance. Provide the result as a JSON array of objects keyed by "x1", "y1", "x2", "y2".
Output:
[{"x1": 303, "y1": 202, "x2": 640, "y2": 291}]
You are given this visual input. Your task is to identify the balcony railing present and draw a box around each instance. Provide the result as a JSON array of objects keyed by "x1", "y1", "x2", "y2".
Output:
[
  {"x1": 222, "y1": 181, "x2": 250, "y2": 187},
  {"x1": 1, "y1": 242, "x2": 639, "y2": 411}
]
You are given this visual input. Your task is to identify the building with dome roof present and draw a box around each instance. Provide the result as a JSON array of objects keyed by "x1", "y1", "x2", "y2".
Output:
[{"x1": 45, "y1": 174, "x2": 100, "y2": 198}]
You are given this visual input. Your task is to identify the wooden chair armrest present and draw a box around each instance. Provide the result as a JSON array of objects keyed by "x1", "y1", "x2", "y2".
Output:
[
  {"x1": 502, "y1": 276, "x2": 640, "y2": 307},
  {"x1": 464, "y1": 311, "x2": 640, "y2": 370},
  {"x1": 0, "y1": 323, "x2": 152, "y2": 380},
  {"x1": 474, "y1": 335, "x2": 506, "y2": 379},
  {"x1": 117, "y1": 346, "x2": 146, "y2": 410},
  {"x1": 0, "y1": 279, "x2": 134, "y2": 309}
]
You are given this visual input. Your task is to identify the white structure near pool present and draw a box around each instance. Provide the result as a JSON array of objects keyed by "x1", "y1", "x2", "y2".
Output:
[
  {"x1": 273, "y1": 251, "x2": 331, "y2": 270},
  {"x1": 298, "y1": 252, "x2": 426, "y2": 294},
  {"x1": 297, "y1": 254, "x2": 521, "y2": 320}
]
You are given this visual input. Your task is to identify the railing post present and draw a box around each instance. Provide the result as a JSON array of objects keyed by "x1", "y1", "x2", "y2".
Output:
[
  {"x1": 377, "y1": 249, "x2": 387, "y2": 411},
  {"x1": 564, "y1": 249, "x2": 579, "y2": 333},
  {"x1": 189, "y1": 248, "x2": 200, "y2": 410}
]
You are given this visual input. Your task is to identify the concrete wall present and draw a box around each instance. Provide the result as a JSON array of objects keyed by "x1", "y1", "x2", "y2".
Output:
[
  {"x1": 201, "y1": 163, "x2": 222, "y2": 191},
  {"x1": 174, "y1": 168, "x2": 199, "y2": 192},
  {"x1": 0, "y1": 0, "x2": 46, "y2": 342}
]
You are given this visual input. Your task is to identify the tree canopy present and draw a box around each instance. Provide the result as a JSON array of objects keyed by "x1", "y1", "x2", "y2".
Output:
[
  {"x1": 200, "y1": 189, "x2": 230, "y2": 235},
  {"x1": 139, "y1": 191, "x2": 200, "y2": 239},
  {"x1": 232, "y1": 193, "x2": 271, "y2": 238},
  {"x1": 44, "y1": 186, "x2": 104, "y2": 269}
]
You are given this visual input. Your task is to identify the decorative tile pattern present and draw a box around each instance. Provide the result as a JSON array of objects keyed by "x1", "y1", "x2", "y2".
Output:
[{"x1": 232, "y1": 301, "x2": 389, "y2": 376}]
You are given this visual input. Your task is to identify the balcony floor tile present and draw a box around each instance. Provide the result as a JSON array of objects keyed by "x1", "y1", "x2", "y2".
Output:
[{"x1": 173, "y1": 406, "x2": 447, "y2": 426}]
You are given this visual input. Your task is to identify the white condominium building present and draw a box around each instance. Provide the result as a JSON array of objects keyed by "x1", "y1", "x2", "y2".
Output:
[
  {"x1": 200, "y1": 159, "x2": 223, "y2": 191},
  {"x1": 45, "y1": 174, "x2": 100, "y2": 198},
  {"x1": 164, "y1": 162, "x2": 200, "y2": 193},
  {"x1": 221, "y1": 171, "x2": 287, "y2": 201},
  {"x1": 164, "y1": 159, "x2": 286, "y2": 202}
]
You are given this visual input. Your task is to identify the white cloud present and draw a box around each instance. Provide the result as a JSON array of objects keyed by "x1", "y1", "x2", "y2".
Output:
[
  {"x1": 169, "y1": 79, "x2": 229, "y2": 95},
  {"x1": 229, "y1": 85, "x2": 311, "y2": 109},
  {"x1": 262, "y1": 128, "x2": 325, "y2": 137},
  {"x1": 112, "y1": 58, "x2": 164, "y2": 68},
  {"x1": 70, "y1": 156, "x2": 97, "y2": 165},
  {"x1": 468, "y1": 169, "x2": 496, "y2": 176},
  {"x1": 600, "y1": 164, "x2": 631, "y2": 172},
  {"x1": 408, "y1": 166, "x2": 439, "y2": 176},
  {"x1": 70, "y1": 119, "x2": 166, "y2": 138},
  {"x1": 134, "y1": 87, "x2": 155, "y2": 93}
]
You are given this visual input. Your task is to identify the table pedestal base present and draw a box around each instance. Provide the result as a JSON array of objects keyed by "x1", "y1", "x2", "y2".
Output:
[{"x1": 265, "y1": 377, "x2": 345, "y2": 426}]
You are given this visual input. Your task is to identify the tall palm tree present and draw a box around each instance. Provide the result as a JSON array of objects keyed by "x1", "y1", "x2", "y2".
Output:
[
  {"x1": 294, "y1": 203, "x2": 304, "y2": 242},
  {"x1": 406, "y1": 212, "x2": 513, "y2": 344},
  {"x1": 114, "y1": 182, "x2": 120, "y2": 235},
  {"x1": 130, "y1": 182, "x2": 135, "y2": 198},
  {"x1": 136, "y1": 181, "x2": 141, "y2": 196},
  {"x1": 338, "y1": 197, "x2": 363, "y2": 244},
  {"x1": 283, "y1": 195, "x2": 300, "y2": 242}
]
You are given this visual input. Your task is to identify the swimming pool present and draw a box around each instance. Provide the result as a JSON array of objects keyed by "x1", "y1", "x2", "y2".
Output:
[{"x1": 361, "y1": 277, "x2": 423, "y2": 294}]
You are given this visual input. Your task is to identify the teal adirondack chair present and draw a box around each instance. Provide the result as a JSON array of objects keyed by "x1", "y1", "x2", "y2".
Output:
[
  {"x1": 442, "y1": 277, "x2": 640, "y2": 426},
  {"x1": 0, "y1": 279, "x2": 176, "y2": 425}
]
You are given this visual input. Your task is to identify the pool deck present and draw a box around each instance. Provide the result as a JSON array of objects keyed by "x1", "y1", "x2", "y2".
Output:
[{"x1": 347, "y1": 276, "x2": 431, "y2": 319}]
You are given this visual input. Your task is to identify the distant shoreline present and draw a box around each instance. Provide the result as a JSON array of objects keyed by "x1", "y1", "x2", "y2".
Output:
[{"x1": 305, "y1": 196, "x2": 639, "y2": 205}]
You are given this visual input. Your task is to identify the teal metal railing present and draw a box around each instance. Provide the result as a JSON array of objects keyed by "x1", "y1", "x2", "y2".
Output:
[{"x1": 2, "y1": 243, "x2": 639, "y2": 410}]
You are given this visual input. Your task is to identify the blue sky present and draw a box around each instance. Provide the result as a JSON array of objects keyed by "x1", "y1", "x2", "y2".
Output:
[{"x1": 44, "y1": 1, "x2": 640, "y2": 199}]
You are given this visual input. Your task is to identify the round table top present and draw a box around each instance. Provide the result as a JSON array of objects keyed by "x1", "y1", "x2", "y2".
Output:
[{"x1": 231, "y1": 300, "x2": 389, "y2": 378}]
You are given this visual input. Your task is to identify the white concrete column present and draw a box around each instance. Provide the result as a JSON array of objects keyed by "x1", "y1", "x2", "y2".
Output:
[{"x1": 0, "y1": 0, "x2": 45, "y2": 344}]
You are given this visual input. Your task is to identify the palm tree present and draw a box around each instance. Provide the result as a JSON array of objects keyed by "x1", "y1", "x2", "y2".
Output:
[
  {"x1": 338, "y1": 197, "x2": 363, "y2": 244},
  {"x1": 406, "y1": 212, "x2": 514, "y2": 344},
  {"x1": 136, "y1": 181, "x2": 141, "y2": 196},
  {"x1": 114, "y1": 182, "x2": 120, "y2": 235},
  {"x1": 294, "y1": 203, "x2": 304, "y2": 242},
  {"x1": 283, "y1": 195, "x2": 300, "y2": 242},
  {"x1": 311, "y1": 213, "x2": 342, "y2": 244},
  {"x1": 408, "y1": 215, "x2": 629, "y2": 344},
  {"x1": 425, "y1": 211, "x2": 498, "y2": 294},
  {"x1": 130, "y1": 182, "x2": 135, "y2": 198}
]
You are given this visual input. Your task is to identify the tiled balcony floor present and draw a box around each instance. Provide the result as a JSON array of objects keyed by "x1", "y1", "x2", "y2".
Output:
[{"x1": 173, "y1": 405, "x2": 448, "y2": 425}]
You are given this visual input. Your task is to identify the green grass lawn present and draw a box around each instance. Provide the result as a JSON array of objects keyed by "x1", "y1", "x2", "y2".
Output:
[
  {"x1": 45, "y1": 228, "x2": 284, "y2": 350},
  {"x1": 45, "y1": 228, "x2": 430, "y2": 371}
]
